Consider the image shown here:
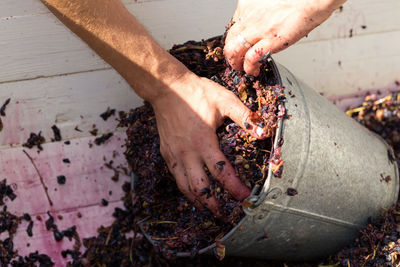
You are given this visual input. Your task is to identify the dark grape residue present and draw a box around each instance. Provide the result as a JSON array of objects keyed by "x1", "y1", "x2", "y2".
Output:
[{"x1": 120, "y1": 35, "x2": 285, "y2": 254}]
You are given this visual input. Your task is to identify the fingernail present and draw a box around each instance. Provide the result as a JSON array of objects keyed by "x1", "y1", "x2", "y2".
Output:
[{"x1": 256, "y1": 127, "x2": 264, "y2": 137}]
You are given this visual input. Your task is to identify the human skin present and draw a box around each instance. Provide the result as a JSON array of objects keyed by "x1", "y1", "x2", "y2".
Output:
[
  {"x1": 224, "y1": 0, "x2": 347, "y2": 76},
  {"x1": 40, "y1": 0, "x2": 263, "y2": 216},
  {"x1": 40, "y1": 0, "x2": 345, "y2": 216}
]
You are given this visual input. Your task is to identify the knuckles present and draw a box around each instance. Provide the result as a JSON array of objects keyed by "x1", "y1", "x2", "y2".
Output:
[
  {"x1": 223, "y1": 39, "x2": 235, "y2": 59},
  {"x1": 190, "y1": 137, "x2": 205, "y2": 151},
  {"x1": 244, "y1": 51, "x2": 262, "y2": 76},
  {"x1": 241, "y1": 110, "x2": 253, "y2": 125}
]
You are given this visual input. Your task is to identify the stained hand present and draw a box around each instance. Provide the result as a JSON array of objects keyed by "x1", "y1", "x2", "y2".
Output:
[
  {"x1": 150, "y1": 74, "x2": 267, "y2": 216},
  {"x1": 224, "y1": 0, "x2": 345, "y2": 76}
]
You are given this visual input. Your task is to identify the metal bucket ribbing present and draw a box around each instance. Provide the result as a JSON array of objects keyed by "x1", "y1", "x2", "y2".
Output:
[
  {"x1": 140, "y1": 56, "x2": 399, "y2": 260},
  {"x1": 214, "y1": 58, "x2": 399, "y2": 260}
]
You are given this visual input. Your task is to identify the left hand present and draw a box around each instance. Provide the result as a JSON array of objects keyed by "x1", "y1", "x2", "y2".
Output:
[{"x1": 224, "y1": 0, "x2": 346, "y2": 76}]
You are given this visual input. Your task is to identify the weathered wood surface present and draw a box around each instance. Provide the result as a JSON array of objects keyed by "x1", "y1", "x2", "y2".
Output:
[
  {"x1": 0, "y1": 69, "x2": 141, "y2": 148},
  {"x1": 0, "y1": 132, "x2": 129, "y2": 265},
  {"x1": 276, "y1": 30, "x2": 400, "y2": 97},
  {"x1": 0, "y1": 0, "x2": 398, "y2": 97},
  {"x1": 13, "y1": 202, "x2": 122, "y2": 265},
  {"x1": 0, "y1": 0, "x2": 399, "y2": 263}
]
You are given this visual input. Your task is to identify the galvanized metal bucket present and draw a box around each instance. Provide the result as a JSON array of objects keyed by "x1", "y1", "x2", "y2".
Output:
[
  {"x1": 211, "y1": 57, "x2": 399, "y2": 260},
  {"x1": 141, "y1": 56, "x2": 399, "y2": 260}
]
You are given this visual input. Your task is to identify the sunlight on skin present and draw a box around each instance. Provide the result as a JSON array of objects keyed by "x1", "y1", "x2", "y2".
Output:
[
  {"x1": 224, "y1": 0, "x2": 347, "y2": 76},
  {"x1": 40, "y1": 0, "x2": 269, "y2": 216},
  {"x1": 40, "y1": 0, "x2": 344, "y2": 215}
]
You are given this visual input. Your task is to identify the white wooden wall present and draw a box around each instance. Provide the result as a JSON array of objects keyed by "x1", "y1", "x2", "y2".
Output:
[
  {"x1": 275, "y1": 0, "x2": 400, "y2": 99},
  {"x1": 0, "y1": 1, "x2": 398, "y2": 120},
  {"x1": 0, "y1": 0, "x2": 398, "y2": 263}
]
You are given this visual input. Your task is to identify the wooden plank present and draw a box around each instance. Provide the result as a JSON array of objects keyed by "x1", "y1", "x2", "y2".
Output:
[
  {"x1": 302, "y1": 0, "x2": 400, "y2": 43},
  {"x1": 2, "y1": 132, "x2": 129, "y2": 213},
  {"x1": 0, "y1": 132, "x2": 131, "y2": 265},
  {"x1": 0, "y1": 69, "x2": 142, "y2": 147},
  {"x1": 0, "y1": 0, "x2": 166, "y2": 18},
  {"x1": 0, "y1": 14, "x2": 109, "y2": 84},
  {"x1": 2, "y1": 0, "x2": 399, "y2": 44},
  {"x1": 274, "y1": 30, "x2": 400, "y2": 97},
  {"x1": 126, "y1": 0, "x2": 235, "y2": 48},
  {"x1": 329, "y1": 88, "x2": 400, "y2": 112},
  {"x1": 128, "y1": 0, "x2": 400, "y2": 47},
  {"x1": 13, "y1": 201, "x2": 124, "y2": 266},
  {"x1": 0, "y1": 0, "x2": 235, "y2": 84},
  {"x1": 0, "y1": 1, "x2": 398, "y2": 264},
  {"x1": 0, "y1": 0, "x2": 399, "y2": 94},
  {"x1": 0, "y1": 0, "x2": 47, "y2": 18},
  {"x1": 0, "y1": 30, "x2": 398, "y2": 144},
  {"x1": 0, "y1": 0, "x2": 398, "y2": 112}
]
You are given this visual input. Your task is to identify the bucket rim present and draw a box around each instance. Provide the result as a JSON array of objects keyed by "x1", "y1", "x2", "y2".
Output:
[
  {"x1": 174, "y1": 54, "x2": 285, "y2": 257},
  {"x1": 246, "y1": 54, "x2": 285, "y2": 208},
  {"x1": 137, "y1": 54, "x2": 286, "y2": 258}
]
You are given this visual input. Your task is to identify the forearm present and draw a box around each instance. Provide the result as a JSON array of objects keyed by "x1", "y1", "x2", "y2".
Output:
[
  {"x1": 41, "y1": 0, "x2": 191, "y2": 102},
  {"x1": 322, "y1": 0, "x2": 347, "y2": 11}
]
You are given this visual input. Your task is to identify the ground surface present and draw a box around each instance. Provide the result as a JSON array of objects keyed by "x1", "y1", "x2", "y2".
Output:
[{"x1": 0, "y1": 0, "x2": 399, "y2": 265}]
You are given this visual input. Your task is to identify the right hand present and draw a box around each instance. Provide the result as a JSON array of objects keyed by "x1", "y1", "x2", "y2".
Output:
[{"x1": 149, "y1": 73, "x2": 268, "y2": 216}]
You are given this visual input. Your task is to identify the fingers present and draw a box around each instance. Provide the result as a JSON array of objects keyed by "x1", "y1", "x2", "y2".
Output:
[
  {"x1": 218, "y1": 90, "x2": 269, "y2": 139},
  {"x1": 224, "y1": 22, "x2": 289, "y2": 76},
  {"x1": 182, "y1": 155, "x2": 220, "y2": 215},
  {"x1": 243, "y1": 40, "x2": 270, "y2": 77},
  {"x1": 166, "y1": 160, "x2": 193, "y2": 201},
  {"x1": 163, "y1": 138, "x2": 251, "y2": 215},
  {"x1": 203, "y1": 146, "x2": 251, "y2": 201},
  {"x1": 166, "y1": 151, "x2": 221, "y2": 215},
  {"x1": 243, "y1": 39, "x2": 285, "y2": 76},
  {"x1": 224, "y1": 24, "x2": 258, "y2": 71},
  {"x1": 226, "y1": 32, "x2": 289, "y2": 76}
]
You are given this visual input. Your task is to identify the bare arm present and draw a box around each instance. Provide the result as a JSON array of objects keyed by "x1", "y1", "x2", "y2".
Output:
[
  {"x1": 41, "y1": 0, "x2": 269, "y2": 215},
  {"x1": 41, "y1": 0, "x2": 189, "y2": 101}
]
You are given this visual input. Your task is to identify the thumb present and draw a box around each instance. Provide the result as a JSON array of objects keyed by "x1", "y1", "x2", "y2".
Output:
[
  {"x1": 244, "y1": 39, "x2": 287, "y2": 76},
  {"x1": 219, "y1": 90, "x2": 270, "y2": 139}
]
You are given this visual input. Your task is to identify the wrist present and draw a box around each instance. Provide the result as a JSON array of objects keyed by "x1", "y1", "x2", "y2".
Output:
[
  {"x1": 314, "y1": 0, "x2": 347, "y2": 13},
  {"x1": 300, "y1": 0, "x2": 346, "y2": 24},
  {"x1": 124, "y1": 48, "x2": 195, "y2": 104},
  {"x1": 143, "y1": 57, "x2": 199, "y2": 106}
]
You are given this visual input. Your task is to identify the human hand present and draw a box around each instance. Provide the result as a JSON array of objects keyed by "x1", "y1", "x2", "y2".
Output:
[
  {"x1": 224, "y1": 0, "x2": 346, "y2": 76},
  {"x1": 39, "y1": 0, "x2": 266, "y2": 216},
  {"x1": 149, "y1": 73, "x2": 267, "y2": 216}
]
